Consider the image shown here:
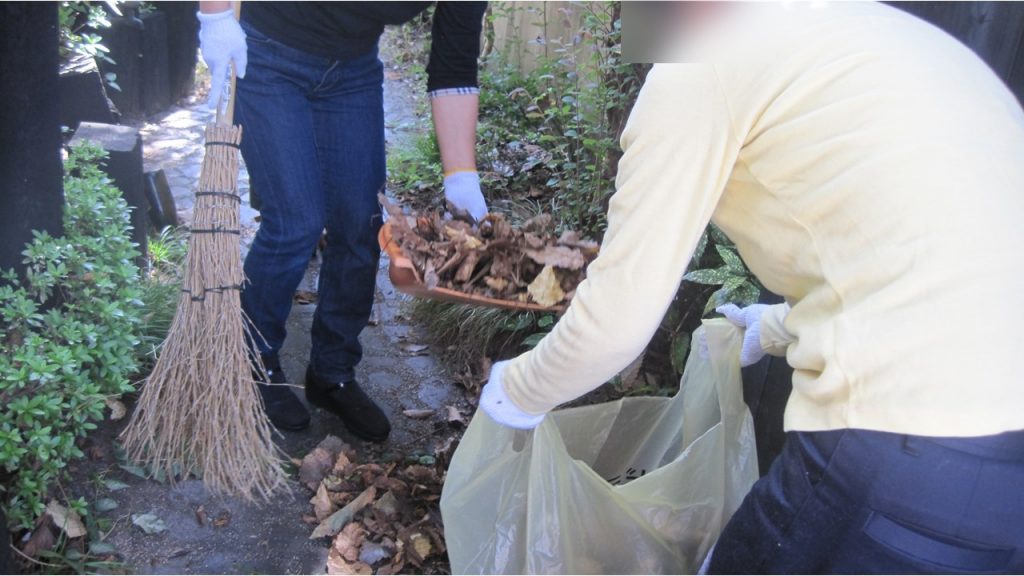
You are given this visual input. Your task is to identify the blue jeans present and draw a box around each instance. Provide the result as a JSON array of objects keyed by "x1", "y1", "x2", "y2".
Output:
[
  {"x1": 235, "y1": 22, "x2": 385, "y2": 382},
  {"x1": 709, "y1": 428, "x2": 1024, "y2": 573}
]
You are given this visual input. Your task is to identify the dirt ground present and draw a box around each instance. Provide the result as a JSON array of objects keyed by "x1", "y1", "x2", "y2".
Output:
[{"x1": 62, "y1": 34, "x2": 472, "y2": 574}]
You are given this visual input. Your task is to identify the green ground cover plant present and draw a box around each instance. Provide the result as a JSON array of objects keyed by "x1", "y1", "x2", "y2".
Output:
[{"x1": 0, "y1": 143, "x2": 145, "y2": 531}]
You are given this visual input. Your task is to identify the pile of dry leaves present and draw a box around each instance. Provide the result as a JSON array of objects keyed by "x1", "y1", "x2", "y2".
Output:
[
  {"x1": 300, "y1": 435, "x2": 457, "y2": 575},
  {"x1": 381, "y1": 196, "x2": 599, "y2": 307}
]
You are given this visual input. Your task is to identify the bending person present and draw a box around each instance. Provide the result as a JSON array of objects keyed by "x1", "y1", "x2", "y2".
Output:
[{"x1": 479, "y1": 3, "x2": 1024, "y2": 572}]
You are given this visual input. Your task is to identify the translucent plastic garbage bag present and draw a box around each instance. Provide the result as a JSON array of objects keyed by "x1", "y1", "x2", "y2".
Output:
[{"x1": 440, "y1": 320, "x2": 759, "y2": 574}]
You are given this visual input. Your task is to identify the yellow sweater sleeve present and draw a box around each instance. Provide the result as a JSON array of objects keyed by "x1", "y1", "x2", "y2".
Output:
[
  {"x1": 502, "y1": 64, "x2": 743, "y2": 415},
  {"x1": 758, "y1": 303, "x2": 794, "y2": 358}
]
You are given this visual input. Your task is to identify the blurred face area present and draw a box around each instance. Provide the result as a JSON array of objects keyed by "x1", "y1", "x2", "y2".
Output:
[
  {"x1": 673, "y1": 2, "x2": 730, "y2": 34},
  {"x1": 622, "y1": 1, "x2": 736, "y2": 64}
]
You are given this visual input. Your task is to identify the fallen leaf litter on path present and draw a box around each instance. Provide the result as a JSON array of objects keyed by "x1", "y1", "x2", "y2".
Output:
[{"x1": 300, "y1": 435, "x2": 455, "y2": 574}]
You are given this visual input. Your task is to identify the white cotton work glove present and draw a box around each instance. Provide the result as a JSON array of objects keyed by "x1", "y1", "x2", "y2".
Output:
[
  {"x1": 716, "y1": 303, "x2": 770, "y2": 367},
  {"x1": 479, "y1": 360, "x2": 546, "y2": 430},
  {"x1": 443, "y1": 171, "x2": 488, "y2": 223},
  {"x1": 197, "y1": 9, "x2": 247, "y2": 110}
]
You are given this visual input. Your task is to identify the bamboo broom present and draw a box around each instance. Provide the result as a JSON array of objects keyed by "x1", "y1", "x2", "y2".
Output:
[{"x1": 122, "y1": 3, "x2": 288, "y2": 500}]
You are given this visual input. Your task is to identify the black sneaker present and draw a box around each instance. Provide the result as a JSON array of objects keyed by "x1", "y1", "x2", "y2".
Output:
[
  {"x1": 305, "y1": 366, "x2": 391, "y2": 442},
  {"x1": 256, "y1": 366, "x2": 311, "y2": 432}
]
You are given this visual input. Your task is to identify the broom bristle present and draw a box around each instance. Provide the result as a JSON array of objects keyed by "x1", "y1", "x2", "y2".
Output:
[{"x1": 121, "y1": 122, "x2": 288, "y2": 501}]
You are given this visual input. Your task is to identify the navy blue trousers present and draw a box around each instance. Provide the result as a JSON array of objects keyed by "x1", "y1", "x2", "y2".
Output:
[
  {"x1": 235, "y1": 22, "x2": 385, "y2": 382},
  {"x1": 709, "y1": 428, "x2": 1024, "y2": 574}
]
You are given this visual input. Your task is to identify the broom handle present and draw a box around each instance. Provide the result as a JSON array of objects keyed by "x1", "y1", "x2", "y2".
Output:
[{"x1": 217, "y1": 0, "x2": 243, "y2": 126}]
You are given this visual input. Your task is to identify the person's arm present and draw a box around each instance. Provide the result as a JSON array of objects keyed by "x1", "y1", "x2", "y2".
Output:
[
  {"x1": 196, "y1": 0, "x2": 246, "y2": 108},
  {"x1": 426, "y1": 2, "x2": 488, "y2": 221},
  {"x1": 199, "y1": 1, "x2": 231, "y2": 13},
  {"x1": 432, "y1": 94, "x2": 479, "y2": 175},
  {"x1": 488, "y1": 64, "x2": 744, "y2": 419}
]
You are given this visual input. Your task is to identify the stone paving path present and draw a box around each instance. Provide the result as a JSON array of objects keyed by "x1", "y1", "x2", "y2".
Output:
[
  {"x1": 69, "y1": 42, "x2": 468, "y2": 574},
  {"x1": 138, "y1": 104, "x2": 261, "y2": 254}
]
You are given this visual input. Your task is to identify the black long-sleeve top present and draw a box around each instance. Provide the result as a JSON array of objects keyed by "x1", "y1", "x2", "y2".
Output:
[{"x1": 241, "y1": 1, "x2": 487, "y2": 92}]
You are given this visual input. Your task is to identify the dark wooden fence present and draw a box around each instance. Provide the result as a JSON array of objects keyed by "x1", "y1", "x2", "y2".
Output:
[{"x1": 0, "y1": 3, "x2": 64, "y2": 279}]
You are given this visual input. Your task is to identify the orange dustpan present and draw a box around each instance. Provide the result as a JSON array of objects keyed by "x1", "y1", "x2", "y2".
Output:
[{"x1": 378, "y1": 221, "x2": 565, "y2": 313}]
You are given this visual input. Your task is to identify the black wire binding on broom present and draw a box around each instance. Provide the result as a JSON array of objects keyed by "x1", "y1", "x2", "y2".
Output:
[
  {"x1": 190, "y1": 227, "x2": 241, "y2": 235},
  {"x1": 195, "y1": 191, "x2": 241, "y2": 202},
  {"x1": 182, "y1": 284, "x2": 244, "y2": 302},
  {"x1": 204, "y1": 141, "x2": 242, "y2": 149}
]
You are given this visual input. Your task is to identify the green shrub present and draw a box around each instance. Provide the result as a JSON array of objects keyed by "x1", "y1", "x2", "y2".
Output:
[
  {"x1": 136, "y1": 226, "x2": 187, "y2": 365},
  {"x1": 58, "y1": 1, "x2": 122, "y2": 92},
  {"x1": 389, "y1": 2, "x2": 648, "y2": 239},
  {"x1": 0, "y1": 142, "x2": 143, "y2": 529}
]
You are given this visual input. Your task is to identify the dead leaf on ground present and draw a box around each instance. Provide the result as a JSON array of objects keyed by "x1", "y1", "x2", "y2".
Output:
[
  {"x1": 402, "y1": 408, "x2": 434, "y2": 420},
  {"x1": 327, "y1": 490, "x2": 355, "y2": 508},
  {"x1": 478, "y1": 357, "x2": 493, "y2": 385},
  {"x1": 131, "y1": 513, "x2": 167, "y2": 535},
  {"x1": 295, "y1": 290, "x2": 319, "y2": 305},
  {"x1": 300, "y1": 435, "x2": 348, "y2": 490},
  {"x1": 522, "y1": 213, "x2": 553, "y2": 234},
  {"x1": 373, "y1": 476, "x2": 409, "y2": 497},
  {"x1": 434, "y1": 436, "x2": 459, "y2": 471},
  {"x1": 87, "y1": 442, "x2": 107, "y2": 461},
  {"x1": 327, "y1": 547, "x2": 373, "y2": 575},
  {"x1": 409, "y1": 532, "x2": 433, "y2": 561},
  {"x1": 304, "y1": 431, "x2": 451, "y2": 573},
  {"x1": 558, "y1": 230, "x2": 600, "y2": 252},
  {"x1": 332, "y1": 451, "x2": 353, "y2": 475},
  {"x1": 373, "y1": 491, "x2": 400, "y2": 518},
  {"x1": 358, "y1": 541, "x2": 391, "y2": 566},
  {"x1": 311, "y1": 483, "x2": 337, "y2": 522},
  {"x1": 300, "y1": 448, "x2": 334, "y2": 490},
  {"x1": 402, "y1": 465, "x2": 436, "y2": 484},
  {"x1": 21, "y1": 514, "x2": 56, "y2": 558},
  {"x1": 213, "y1": 510, "x2": 231, "y2": 528},
  {"x1": 311, "y1": 486, "x2": 377, "y2": 539},
  {"x1": 333, "y1": 522, "x2": 366, "y2": 562},
  {"x1": 46, "y1": 500, "x2": 87, "y2": 539},
  {"x1": 527, "y1": 265, "x2": 566, "y2": 307},
  {"x1": 446, "y1": 405, "x2": 466, "y2": 427},
  {"x1": 399, "y1": 526, "x2": 434, "y2": 568},
  {"x1": 377, "y1": 537, "x2": 406, "y2": 575},
  {"x1": 105, "y1": 397, "x2": 127, "y2": 421},
  {"x1": 401, "y1": 343, "x2": 429, "y2": 355},
  {"x1": 94, "y1": 497, "x2": 118, "y2": 513}
]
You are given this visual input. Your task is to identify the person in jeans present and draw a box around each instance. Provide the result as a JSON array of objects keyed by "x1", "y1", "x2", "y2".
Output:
[
  {"x1": 477, "y1": 2, "x2": 1024, "y2": 572},
  {"x1": 197, "y1": 1, "x2": 488, "y2": 441}
]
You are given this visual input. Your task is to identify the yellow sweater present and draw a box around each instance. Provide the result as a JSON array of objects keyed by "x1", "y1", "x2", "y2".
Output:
[{"x1": 502, "y1": 2, "x2": 1024, "y2": 437}]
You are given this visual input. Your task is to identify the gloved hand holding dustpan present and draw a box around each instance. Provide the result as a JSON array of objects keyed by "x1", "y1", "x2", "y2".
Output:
[{"x1": 379, "y1": 196, "x2": 599, "y2": 313}]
